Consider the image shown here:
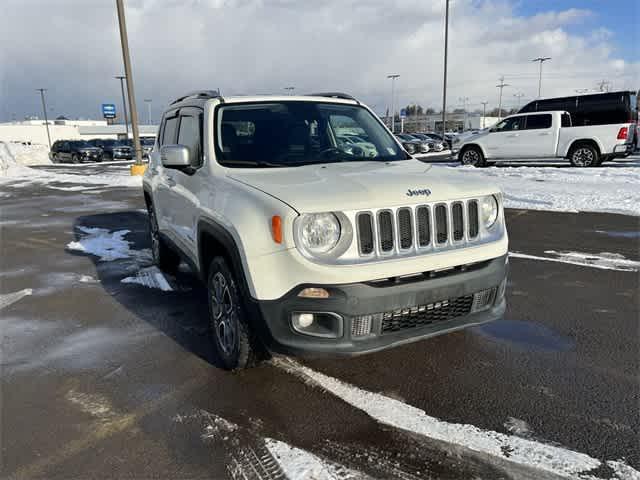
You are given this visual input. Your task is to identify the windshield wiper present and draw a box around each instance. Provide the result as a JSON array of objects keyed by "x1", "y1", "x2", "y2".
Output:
[{"x1": 220, "y1": 160, "x2": 283, "y2": 168}]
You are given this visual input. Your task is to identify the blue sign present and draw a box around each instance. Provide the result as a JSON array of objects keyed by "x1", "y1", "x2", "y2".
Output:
[
  {"x1": 400, "y1": 108, "x2": 407, "y2": 119},
  {"x1": 102, "y1": 103, "x2": 116, "y2": 119}
]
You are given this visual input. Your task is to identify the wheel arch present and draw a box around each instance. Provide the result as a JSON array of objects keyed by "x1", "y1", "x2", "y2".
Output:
[
  {"x1": 565, "y1": 138, "x2": 602, "y2": 159},
  {"x1": 459, "y1": 143, "x2": 488, "y2": 159}
]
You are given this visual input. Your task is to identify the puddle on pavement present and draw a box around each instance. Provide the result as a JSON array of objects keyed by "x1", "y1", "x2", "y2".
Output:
[
  {"x1": 594, "y1": 230, "x2": 640, "y2": 239},
  {"x1": 474, "y1": 319, "x2": 574, "y2": 352}
]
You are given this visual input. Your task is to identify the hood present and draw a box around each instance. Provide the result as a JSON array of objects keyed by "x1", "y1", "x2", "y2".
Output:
[{"x1": 228, "y1": 159, "x2": 499, "y2": 213}]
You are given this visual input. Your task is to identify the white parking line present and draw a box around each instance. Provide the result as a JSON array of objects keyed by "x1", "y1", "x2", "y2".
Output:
[
  {"x1": 274, "y1": 358, "x2": 639, "y2": 480},
  {"x1": 509, "y1": 251, "x2": 640, "y2": 272}
]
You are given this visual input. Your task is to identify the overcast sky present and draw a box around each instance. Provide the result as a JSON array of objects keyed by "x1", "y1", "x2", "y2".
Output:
[{"x1": 1, "y1": 0, "x2": 637, "y2": 122}]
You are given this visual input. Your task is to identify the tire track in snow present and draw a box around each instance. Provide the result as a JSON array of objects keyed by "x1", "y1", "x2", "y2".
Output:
[{"x1": 273, "y1": 357, "x2": 639, "y2": 479}]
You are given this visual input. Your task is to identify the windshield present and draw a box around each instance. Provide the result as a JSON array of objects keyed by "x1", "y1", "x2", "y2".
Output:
[
  {"x1": 141, "y1": 137, "x2": 155, "y2": 145},
  {"x1": 71, "y1": 141, "x2": 92, "y2": 148},
  {"x1": 216, "y1": 101, "x2": 409, "y2": 168}
]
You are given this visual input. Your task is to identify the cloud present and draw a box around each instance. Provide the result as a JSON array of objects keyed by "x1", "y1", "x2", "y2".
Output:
[{"x1": 0, "y1": 0, "x2": 637, "y2": 121}]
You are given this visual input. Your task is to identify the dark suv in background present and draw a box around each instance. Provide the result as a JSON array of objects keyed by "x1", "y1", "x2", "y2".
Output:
[
  {"x1": 49, "y1": 140, "x2": 103, "y2": 163},
  {"x1": 88, "y1": 138, "x2": 134, "y2": 160}
]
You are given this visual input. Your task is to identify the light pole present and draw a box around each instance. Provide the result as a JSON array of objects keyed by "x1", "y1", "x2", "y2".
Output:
[
  {"x1": 387, "y1": 74, "x2": 400, "y2": 133},
  {"x1": 458, "y1": 96, "x2": 469, "y2": 131},
  {"x1": 514, "y1": 92, "x2": 524, "y2": 110},
  {"x1": 496, "y1": 76, "x2": 510, "y2": 120},
  {"x1": 481, "y1": 101, "x2": 488, "y2": 129},
  {"x1": 532, "y1": 57, "x2": 551, "y2": 98},
  {"x1": 36, "y1": 88, "x2": 52, "y2": 149},
  {"x1": 116, "y1": 0, "x2": 143, "y2": 171},
  {"x1": 284, "y1": 86, "x2": 295, "y2": 95},
  {"x1": 441, "y1": 0, "x2": 450, "y2": 138},
  {"x1": 115, "y1": 75, "x2": 129, "y2": 138},
  {"x1": 144, "y1": 98, "x2": 152, "y2": 124}
]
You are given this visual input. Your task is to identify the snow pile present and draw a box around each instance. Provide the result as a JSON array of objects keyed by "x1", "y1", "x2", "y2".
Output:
[
  {"x1": 66, "y1": 227, "x2": 132, "y2": 261},
  {"x1": 438, "y1": 157, "x2": 640, "y2": 216},
  {"x1": 121, "y1": 266, "x2": 173, "y2": 291}
]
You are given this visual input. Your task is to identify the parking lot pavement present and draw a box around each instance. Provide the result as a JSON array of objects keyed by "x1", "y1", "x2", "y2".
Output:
[{"x1": 1, "y1": 165, "x2": 638, "y2": 479}]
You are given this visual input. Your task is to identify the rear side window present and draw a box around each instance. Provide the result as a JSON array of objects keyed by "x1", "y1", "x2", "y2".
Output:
[
  {"x1": 161, "y1": 116, "x2": 179, "y2": 145},
  {"x1": 561, "y1": 113, "x2": 572, "y2": 127},
  {"x1": 524, "y1": 114, "x2": 552, "y2": 130},
  {"x1": 177, "y1": 115, "x2": 202, "y2": 167},
  {"x1": 574, "y1": 93, "x2": 629, "y2": 126}
]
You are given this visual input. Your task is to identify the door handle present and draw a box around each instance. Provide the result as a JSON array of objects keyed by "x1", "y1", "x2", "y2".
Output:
[{"x1": 539, "y1": 132, "x2": 551, "y2": 136}]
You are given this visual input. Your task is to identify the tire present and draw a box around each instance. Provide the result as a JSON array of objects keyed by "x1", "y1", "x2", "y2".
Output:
[
  {"x1": 459, "y1": 145, "x2": 486, "y2": 167},
  {"x1": 148, "y1": 204, "x2": 180, "y2": 274},
  {"x1": 569, "y1": 143, "x2": 599, "y2": 167},
  {"x1": 71, "y1": 153, "x2": 80, "y2": 164},
  {"x1": 52, "y1": 153, "x2": 59, "y2": 163},
  {"x1": 207, "y1": 256, "x2": 260, "y2": 370}
]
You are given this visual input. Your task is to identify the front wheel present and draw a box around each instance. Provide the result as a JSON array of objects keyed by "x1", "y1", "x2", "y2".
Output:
[
  {"x1": 71, "y1": 153, "x2": 80, "y2": 164},
  {"x1": 459, "y1": 146, "x2": 486, "y2": 167},
  {"x1": 207, "y1": 257, "x2": 260, "y2": 370},
  {"x1": 569, "y1": 144, "x2": 600, "y2": 167},
  {"x1": 148, "y1": 205, "x2": 180, "y2": 273}
]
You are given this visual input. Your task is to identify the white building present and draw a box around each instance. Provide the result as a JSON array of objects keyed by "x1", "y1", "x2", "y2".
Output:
[{"x1": 0, "y1": 119, "x2": 158, "y2": 146}]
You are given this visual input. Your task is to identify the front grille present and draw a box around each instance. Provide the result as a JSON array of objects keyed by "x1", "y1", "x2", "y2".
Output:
[
  {"x1": 381, "y1": 295, "x2": 474, "y2": 334},
  {"x1": 355, "y1": 199, "x2": 482, "y2": 258}
]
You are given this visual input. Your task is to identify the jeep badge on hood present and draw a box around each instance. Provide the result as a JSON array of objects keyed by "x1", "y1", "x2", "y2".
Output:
[{"x1": 406, "y1": 188, "x2": 432, "y2": 197}]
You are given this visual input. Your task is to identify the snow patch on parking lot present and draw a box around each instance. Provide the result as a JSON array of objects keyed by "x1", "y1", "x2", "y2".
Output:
[
  {"x1": 121, "y1": 266, "x2": 173, "y2": 291},
  {"x1": 509, "y1": 251, "x2": 640, "y2": 272},
  {"x1": 438, "y1": 157, "x2": 640, "y2": 216},
  {"x1": 66, "y1": 227, "x2": 132, "y2": 261},
  {"x1": 275, "y1": 358, "x2": 639, "y2": 479},
  {"x1": 0, "y1": 288, "x2": 32, "y2": 311}
]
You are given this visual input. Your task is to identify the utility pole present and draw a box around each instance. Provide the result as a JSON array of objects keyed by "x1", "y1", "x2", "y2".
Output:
[
  {"x1": 532, "y1": 57, "x2": 551, "y2": 98},
  {"x1": 458, "y1": 96, "x2": 469, "y2": 131},
  {"x1": 597, "y1": 80, "x2": 610, "y2": 92},
  {"x1": 115, "y1": 75, "x2": 129, "y2": 138},
  {"x1": 496, "y1": 76, "x2": 510, "y2": 120},
  {"x1": 36, "y1": 88, "x2": 52, "y2": 149},
  {"x1": 514, "y1": 92, "x2": 524, "y2": 110},
  {"x1": 284, "y1": 86, "x2": 295, "y2": 95},
  {"x1": 116, "y1": 0, "x2": 143, "y2": 172},
  {"x1": 441, "y1": 0, "x2": 450, "y2": 138},
  {"x1": 481, "y1": 101, "x2": 488, "y2": 129},
  {"x1": 387, "y1": 74, "x2": 400, "y2": 133},
  {"x1": 144, "y1": 98, "x2": 152, "y2": 124}
]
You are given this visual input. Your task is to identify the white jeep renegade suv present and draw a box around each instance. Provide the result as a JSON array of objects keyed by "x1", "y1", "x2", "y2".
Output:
[{"x1": 143, "y1": 91, "x2": 509, "y2": 369}]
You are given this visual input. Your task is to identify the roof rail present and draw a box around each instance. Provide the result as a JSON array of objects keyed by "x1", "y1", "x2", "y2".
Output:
[
  {"x1": 170, "y1": 90, "x2": 222, "y2": 105},
  {"x1": 309, "y1": 92, "x2": 359, "y2": 103}
]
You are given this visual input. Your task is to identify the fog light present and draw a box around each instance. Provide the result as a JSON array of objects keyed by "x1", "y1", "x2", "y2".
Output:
[
  {"x1": 291, "y1": 312, "x2": 343, "y2": 338},
  {"x1": 298, "y1": 288, "x2": 330, "y2": 299},
  {"x1": 471, "y1": 288, "x2": 496, "y2": 313}
]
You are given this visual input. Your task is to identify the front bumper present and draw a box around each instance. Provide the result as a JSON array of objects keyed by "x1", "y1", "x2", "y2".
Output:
[
  {"x1": 113, "y1": 150, "x2": 133, "y2": 159},
  {"x1": 80, "y1": 152, "x2": 102, "y2": 162},
  {"x1": 253, "y1": 254, "x2": 508, "y2": 356}
]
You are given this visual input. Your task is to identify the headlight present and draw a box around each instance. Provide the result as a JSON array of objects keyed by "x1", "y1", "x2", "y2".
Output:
[
  {"x1": 403, "y1": 142, "x2": 416, "y2": 154},
  {"x1": 298, "y1": 213, "x2": 341, "y2": 254},
  {"x1": 481, "y1": 195, "x2": 499, "y2": 228}
]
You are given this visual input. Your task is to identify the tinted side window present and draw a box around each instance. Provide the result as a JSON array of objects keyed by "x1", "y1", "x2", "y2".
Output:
[
  {"x1": 525, "y1": 114, "x2": 552, "y2": 130},
  {"x1": 536, "y1": 97, "x2": 577, "y2": 113},
  {"x1": 162, "y1": 116, "x2": 179, "y2": 145},
  {"x1": 561, "y1": 113, "x2": 572, "y2": 128},
  {"x1": 519, "y1": 101, "x2": 537, "y2": 113},
  {"x1": 575, "y1": 93, "x2": 628, "y2": 126},
  {"x1": 177, "y1": 115, "x2": 202, "y2": 167}
]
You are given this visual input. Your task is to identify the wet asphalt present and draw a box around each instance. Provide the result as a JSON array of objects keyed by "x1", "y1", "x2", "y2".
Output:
[{"x1": 0, "y1": 163, "x2": 638, "y2": 479}]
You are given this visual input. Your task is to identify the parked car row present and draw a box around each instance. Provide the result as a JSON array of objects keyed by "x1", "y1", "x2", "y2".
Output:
[
  {"x1": 49, "y1": 137, "x2": 156, "y2": 163},
  {"x1": 394, "y1": 132, "x2": 448, "y2": 155}
]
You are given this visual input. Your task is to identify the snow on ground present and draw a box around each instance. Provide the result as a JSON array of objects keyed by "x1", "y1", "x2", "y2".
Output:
[
  {"x1": 435, "y1": 156, "x2": 640, "y2": 216},
  {"x1": 0, "y1": 288, "x2": 33, "y2": 311},
  {"x1": 121, "y1": 266, "x2": 173, "y2": 291},
  {"x1": 275, "y1": 358, "x2": 639, "y2": 480},
  {"x1": 66, "y1": 227, "x2": 133, "y2": 261},
  {"x1": 509, "y1": 251, "x2": 640, "y2": 272},
  {"x1": 0, "y1": 142, "x2": 51, "y2": 172}
]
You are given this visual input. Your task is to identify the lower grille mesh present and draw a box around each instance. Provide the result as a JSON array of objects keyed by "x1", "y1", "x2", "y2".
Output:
[{"x1": 381, "y1": 295, "x2": 474, "y2": 334}]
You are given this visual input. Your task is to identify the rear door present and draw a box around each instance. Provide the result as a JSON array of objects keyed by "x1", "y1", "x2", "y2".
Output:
[
  {"x1": 60, "y1": 142, "x2": 71, "y2": 162},
  {"x1": 519, "y1": 113, "x2": 556, "y2": 158}
]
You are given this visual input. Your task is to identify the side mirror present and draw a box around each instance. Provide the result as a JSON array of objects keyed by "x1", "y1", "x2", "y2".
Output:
[{"x1": 160, "y1": 145, "x2": 190, "y2": 168}]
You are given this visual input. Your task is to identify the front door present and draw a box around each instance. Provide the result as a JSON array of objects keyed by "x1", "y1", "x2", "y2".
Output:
[{"x1": 485, "y1": 116, "x2": 525, "y2": 158}]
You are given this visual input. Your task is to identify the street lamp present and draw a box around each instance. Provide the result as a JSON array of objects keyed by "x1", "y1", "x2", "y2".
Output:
[
  {"x1": 115, "y1": 0, "x2": 144, "y2": 172},
  {"x1": 532, "y1": 57, "x2": 551, "y2": 98},
  {"x1": 441, "y1": 0, "x2": 450, "y2": 138},
  {"x1": 115, "y1": 75, "x2": 129, "y2": 138},
  {"x1": 481, "y1": 101, "x2": 488, "y2": 129},
  {"x1": 387, "y1": 74, "x2": 400, "y2": 133},
  {"x1": 458, "y1": 96, "x2": 469, "y2": 131},
  {"x1": 514, "y1": 92, "x2": 524, "y2": 109},
  {"x1": 144, "y1": 98, "x2": 152, "y2": 125},
  {"x1": 36, "y1": 88, "x2": 52, "y2": 149}
]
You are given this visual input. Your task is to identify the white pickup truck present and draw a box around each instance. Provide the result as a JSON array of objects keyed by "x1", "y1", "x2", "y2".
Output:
[{"x1": 458, "y1": 110, "x2": 636, "y2": 167}]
